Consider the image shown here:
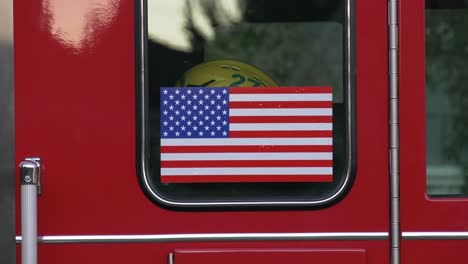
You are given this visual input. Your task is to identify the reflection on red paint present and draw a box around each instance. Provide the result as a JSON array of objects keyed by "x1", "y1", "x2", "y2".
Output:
[{"x1": 42, "y1": 0, "x2": 120, "y2": 51}]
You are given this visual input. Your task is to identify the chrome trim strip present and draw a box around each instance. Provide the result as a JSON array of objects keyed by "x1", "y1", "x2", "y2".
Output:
[
  {"x1": 388, "y1": 0, "x2": 400, "y2": 264},
  {"x1": 403, "y1": 232, "x2": 468, "y2": 240},
  {"x1": 16, "y1": 232, "x2": 388, "y2": 244},
  {"x1": 138, "y1": 0, "x2": 356, "y2": 207},
  {"x1": 0, "y1": 0, "x2": 15, "y2": 262},
  {"x1": 18, "y1": 231, "x2": 468, "y2": 243}
]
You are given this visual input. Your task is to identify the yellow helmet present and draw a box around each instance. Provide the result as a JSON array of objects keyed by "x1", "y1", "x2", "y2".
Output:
[{"x1": 176, "y1": 59, "x2": 277, "y2": 87}]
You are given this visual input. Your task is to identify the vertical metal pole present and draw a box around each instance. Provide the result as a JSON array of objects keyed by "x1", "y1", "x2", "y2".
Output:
[
  {"x1": 388, "y1": 0, "x2": 400, "y2": 264},
  {"x1": 20, "y1": 159, "x2": 41, "y2": 264}
]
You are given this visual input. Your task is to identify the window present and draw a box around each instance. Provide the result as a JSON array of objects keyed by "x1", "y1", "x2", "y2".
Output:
[
  {"x1": 426, "y1": 1, "x2": 468, "y2": 195},
  {"x1": 137, "y1": 0, "x2": 356, "y2": 208}
]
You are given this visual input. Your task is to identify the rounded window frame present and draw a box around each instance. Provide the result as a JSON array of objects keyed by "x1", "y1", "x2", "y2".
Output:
[{"x1": 136, "y1": 0, "x2": 357, "y2": 209}]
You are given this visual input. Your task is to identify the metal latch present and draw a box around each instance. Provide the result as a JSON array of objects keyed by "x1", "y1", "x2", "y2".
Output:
[
  {"x1": 168, "y1": 253, "x2": 174, "y2": 264},
  {"x1": 20, "y1": 157, "x2": 42, "y2": 195}
]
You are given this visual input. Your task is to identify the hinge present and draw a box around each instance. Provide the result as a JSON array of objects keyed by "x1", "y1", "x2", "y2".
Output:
[{"x1": 388, "y1": 0, "x2": 400, "y2": 264}]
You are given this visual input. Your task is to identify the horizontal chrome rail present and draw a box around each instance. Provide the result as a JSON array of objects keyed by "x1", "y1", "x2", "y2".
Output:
[
  {"x1": 16, "y1": 232, "x2": 388, "y2": 244},
  {"x1": 16, "y1": 232, "x2": 468, "y2": 244},
  {"x1": 402, "y1": 232, "x2": 468, "y2": 240}
]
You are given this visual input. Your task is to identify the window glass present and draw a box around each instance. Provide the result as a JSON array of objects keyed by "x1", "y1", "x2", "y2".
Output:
[
  {"x1": 426, "y1": 1, "x2": 468, "y2": 195},
  {"x1": 140, "y1": 0, "x2": 355, "y2": 207}
]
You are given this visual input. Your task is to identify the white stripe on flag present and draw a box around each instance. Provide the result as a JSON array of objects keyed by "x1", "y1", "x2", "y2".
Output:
[
  {"x1": 229, "y1": 93, "x2": 332, "y2": 102},
  {"x1": 161, "y1": 138, "x2": 333, "y2": 146},
  {"x1": 229, "y1": 123, "x2": 332, "y2": 131},
  {"x1": 161, "y1": 152, "x2": 333, "y2": 161},
  {"x1": 229, "y1": 108, "x2": 332, "y2": 116},
  {"x1": 161, "y1": 167, "x2": 333, "y2": 175}
]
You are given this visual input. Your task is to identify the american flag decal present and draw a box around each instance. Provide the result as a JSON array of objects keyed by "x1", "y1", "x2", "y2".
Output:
[{"x1": 160, "y1": 86, "x2": 333, "y2": 183}]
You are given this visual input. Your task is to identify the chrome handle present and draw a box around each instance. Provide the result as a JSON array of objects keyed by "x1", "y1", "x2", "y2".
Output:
[{"x1": 20, "y1": 158, "x2": 41, "y2": 264}]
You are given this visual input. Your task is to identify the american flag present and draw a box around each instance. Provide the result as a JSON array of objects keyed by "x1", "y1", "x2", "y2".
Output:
[{"x1": 160, "y1": 86, "x2": 333, "y2": 183}]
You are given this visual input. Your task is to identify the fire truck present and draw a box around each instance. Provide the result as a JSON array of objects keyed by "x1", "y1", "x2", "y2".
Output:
[{"x1": 2, "y1": 0, "x2": 468, "y2": 263}]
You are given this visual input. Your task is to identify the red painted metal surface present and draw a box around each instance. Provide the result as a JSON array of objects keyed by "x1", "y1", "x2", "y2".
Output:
[
  {"x1": 402, "y1": 241, "x2": 468, "y2": 264},
  {"x1": 19, "y1": 241, "x2": 386, "y2": 264},
  {"x1": 174, "y1": 248, "x2": 366, "y2": 264},
  {"x1": 13, "y1": 0, "x2": 389, "y2": 263}
]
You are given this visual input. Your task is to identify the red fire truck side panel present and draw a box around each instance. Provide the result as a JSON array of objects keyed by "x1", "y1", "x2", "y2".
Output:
[
  {"x1": 14, "y1": 0, "x2": 390, "y2": 263},
  {"x1": 400, "y1": 0, "x2": 468, "y2": 231},
  {"x1": 400, "y1": 0, "x2": 468, "y2": 263}
]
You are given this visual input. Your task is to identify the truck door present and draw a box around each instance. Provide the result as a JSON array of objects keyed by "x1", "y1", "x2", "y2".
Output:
[
  {"x1": 400, "y1": 0, "x2": 468, "y2": 263},
  {"x1": 11, "y1": 0, "x2": 390, "y2": 263}
]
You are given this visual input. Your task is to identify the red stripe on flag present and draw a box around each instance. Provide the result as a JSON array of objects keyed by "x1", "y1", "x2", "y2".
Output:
[
  {"x1": 229, "y1": 87, "x2": 332, "y2": 94},
  {"x1": 230, "y1": 101, "x2": 332, "y2": 108},
  {"x1": 230, "y1": 131, "x2": 332, "y2": 138},
  {"x1": 161, "y1": 175, "x2": 333, "y2": 183},
  {"x1": 229, "y1": 116, "x2": 332, "y2": 123},
  {"x1": 161, "y1": 160, "x2": 333, "y2": 168},
  {"x1": 161, "y1": 145, "x2": 333, "y2": 153}
]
